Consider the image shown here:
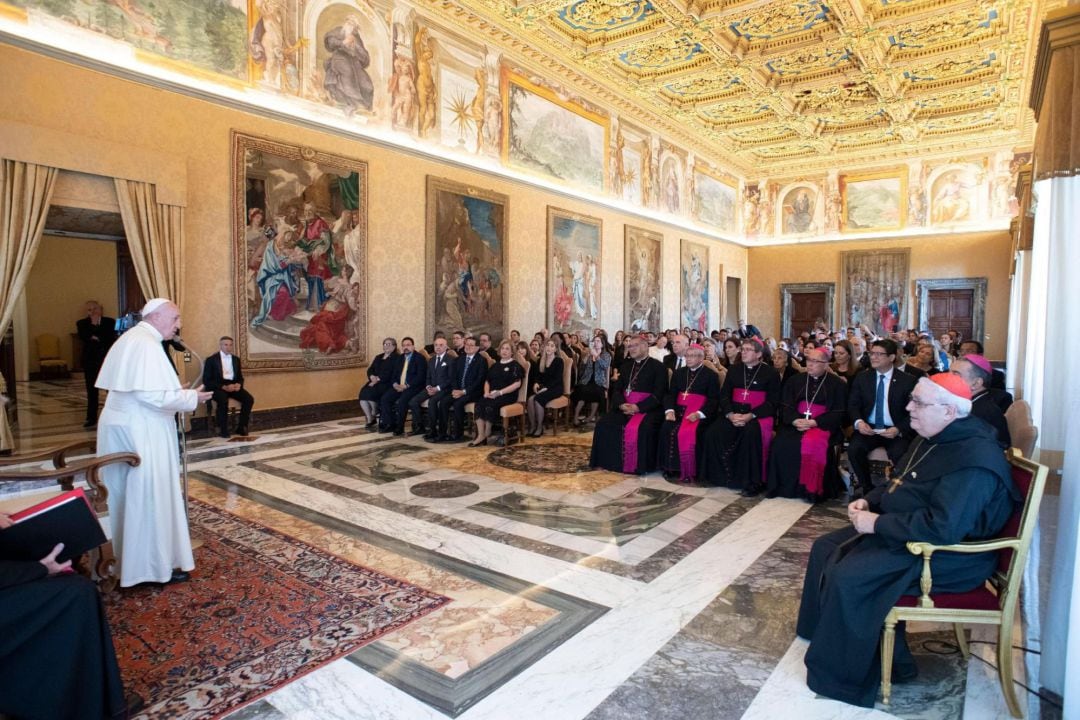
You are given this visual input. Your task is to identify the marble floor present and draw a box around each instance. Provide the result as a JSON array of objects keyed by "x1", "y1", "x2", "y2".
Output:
[{"x1": 1, "y1": 379, "x2": 1064, "y2": 720}]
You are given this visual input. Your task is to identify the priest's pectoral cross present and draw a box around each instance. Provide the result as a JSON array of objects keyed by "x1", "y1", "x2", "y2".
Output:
[
  {"x1": 740, "y1": 389, "x2": 750, "y2": 401},
  {"x1": 887, "y1": 475, "x2": 903, "y2": 494},
  {"x1": 682, "y1": 391, "x2": 690, "y2": 400},
  {"x1": 803, "y1": 408, "x2": 813, "y2": 420}
]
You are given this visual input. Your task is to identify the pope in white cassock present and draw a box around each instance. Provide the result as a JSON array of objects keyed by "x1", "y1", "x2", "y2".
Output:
[{"x1": 95, "y1": 298, "x2": 212, "y2": 587}]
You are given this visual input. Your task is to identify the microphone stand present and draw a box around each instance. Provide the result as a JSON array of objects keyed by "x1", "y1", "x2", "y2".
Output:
[{"x1": 172, "y1": 337, "x2": 204, "y2": 550}]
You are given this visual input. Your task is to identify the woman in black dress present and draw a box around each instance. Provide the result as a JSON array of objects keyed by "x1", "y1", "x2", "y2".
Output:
[
  {"x1": 359, "y1": 337, "x2": 398, "y2": 428},
  {"x1": 526, "y1": 339, "x2": 565, "y2": 437},
  {"x1": 470, "y1": 339, "x2": 524, "y2": 446}
]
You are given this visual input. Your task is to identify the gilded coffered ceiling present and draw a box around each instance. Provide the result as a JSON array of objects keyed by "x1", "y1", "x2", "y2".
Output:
[{"x1": 414, "y1": 0, "x2": 1041, "y2": 176}]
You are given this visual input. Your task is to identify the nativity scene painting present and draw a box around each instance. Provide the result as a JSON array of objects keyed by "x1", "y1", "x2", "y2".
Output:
[{"x1": 233, "y1": 131, "x2": 368, "y2": 371}]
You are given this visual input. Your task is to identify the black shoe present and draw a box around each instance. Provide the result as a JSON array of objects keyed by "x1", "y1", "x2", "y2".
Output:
[
  {"x1": 393, "y1": 429, "x2": 405, "y2": 436},
  {"x1": 123, "y1": 690, "x2": 146, "y2": 717},
  {"x1": 408, "y1": 428, "x2": 426, "y2": 437},
  {"x1": 167, "y1": 570, "x2": 191, "y2": 584},
  {"x1": 365, "y1": 421, "x2": 377, "y2": 430},
  {"x1": 378, "y1": 426, "x2": 392, "y2": 433},
  {"x1": 739, "y1": 486, "x2": 761, "y2": 497},
  {"x1": 445, "y1": 435, "x2": 463, "y2": 443},
  {"x1": 236, "y1": 426, "x2": 248, "y2": 436},
  {"x1": 423, "y1": 434, "x2": 439, "y2": 443}
]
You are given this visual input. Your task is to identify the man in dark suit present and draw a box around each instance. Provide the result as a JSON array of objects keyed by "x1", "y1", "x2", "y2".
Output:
[
  {"x1": 436, "y1": 336, "x2": 486, "y2": 442},
  {"x1": 203, "y1": 336, "x2": 255, "y2": 437},
  {"x1": 847, "y1": 338, "x2": 917, "y2": 496},
  {"x1": 75, "y1": 300, "x2": 115, "y2": 427},
  {"x1": 379, "y1": 336, "x2": 427, "y2": 436},
  {"x1": 411, "y1": 336, "x2": 455, "y2": 439},
  {"x1": 663, "y1": 333, "x2": 689, "y2": 373},
  {"x1": 736, "y1": 319, "x2": 763, "y2": 340},
  {"x1": 951, "y1": 355, "x2": 1011, "y2": 448}
]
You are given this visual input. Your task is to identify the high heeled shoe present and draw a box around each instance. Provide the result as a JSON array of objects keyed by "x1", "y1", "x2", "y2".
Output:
[{"x1": 467, "y1": 438, "x2": 488, "y2": 448}]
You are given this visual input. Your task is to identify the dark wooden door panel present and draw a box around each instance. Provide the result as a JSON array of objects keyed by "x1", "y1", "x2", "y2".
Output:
[{"x1": 791, "y1": 292, "x2": 827, "y2": 336}]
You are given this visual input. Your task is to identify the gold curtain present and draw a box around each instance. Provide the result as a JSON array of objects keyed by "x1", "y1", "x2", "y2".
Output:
[
  {"x1": 1031, "y1": 10, "x2": 1080, "y2": 181},
  {"x1": 114, "y1": 179, "x2": 185, "y2": 311},
  {"x1": 0, "y1": 158, "x2": 57, "y2": 336}
]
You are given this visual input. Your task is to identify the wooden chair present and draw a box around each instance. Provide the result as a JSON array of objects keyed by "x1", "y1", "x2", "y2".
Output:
[
  {"x1": 498, "y1": 357, "x2": 530, "y2": 445},
  {"x1": 35, "y1": 333, "x2": 69, "y2": 379},
  {"x1": 544, "y1": 351, "x2": 574, "y2": 435},
  {"x1": 463, "y1": 354, "x2": 494, "y2": 438},
  {"x1": 1004, "y1": 400, "x2": 1038, "y2": 458},
  {"x1": 880, "y1": 448, "x2": 1050, "y2": 717},
  {"x1": 0, "y1": 442, "x2": 141, "y2": 592}
]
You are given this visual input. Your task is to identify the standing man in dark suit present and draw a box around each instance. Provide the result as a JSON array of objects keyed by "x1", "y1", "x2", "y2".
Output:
[
  {"x1": 735, "y1": 319, "x2": 763, "y2": 340},
  {"x1": 411, "y1": 335, "x2": 455, "y2": 439},
  {"x1": 379, "y1": 337, "x2": 427, "y2": 435},
  {"x1": 846, "y1": 338, "x2": 917, "y2": 496},
  {"x1": 203, "y1": 336, "x2": 255, "y2": 438},
  {"x1": 436, "y1": 336, "x2": 486, "y2": 442},
  {"x1": 76, "y1": 300, "x2": 115, "y2": 428}
]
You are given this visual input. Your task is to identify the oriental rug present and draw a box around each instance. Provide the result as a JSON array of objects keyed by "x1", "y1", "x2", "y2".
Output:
[{"x1": 104, "y1": 499, "x2": 450, "y2": 720}]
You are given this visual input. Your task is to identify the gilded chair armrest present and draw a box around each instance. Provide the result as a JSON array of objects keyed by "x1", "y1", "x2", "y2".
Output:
[{"x1": 905, "y1": 538, "x2": 1019, "y2": 608}]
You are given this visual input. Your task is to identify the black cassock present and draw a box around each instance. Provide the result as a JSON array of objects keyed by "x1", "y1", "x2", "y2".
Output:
[
  {"x1": 699, "y1": 362, "x2": 781, "y2": 490},
  {"x1": 657, "y1": 366, "x2": 721, "y2": 481},
  {"x1": 766, "y1": 371, "x2": 847, "y2": 501},
  {"x1": 0, "y1": 561, "x2": 126, "y2": 720},
  {"x1": 796, "y1": 417, "x2": 1019, "y2": 708},
  {"x1": 589, "y1": 357, "x2": 667, "y2": 474}
]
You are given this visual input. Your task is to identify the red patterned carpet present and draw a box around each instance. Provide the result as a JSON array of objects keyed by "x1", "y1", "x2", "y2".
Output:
[{"x1": 104, "y1": 500, "x2": 449, "y2": 719}]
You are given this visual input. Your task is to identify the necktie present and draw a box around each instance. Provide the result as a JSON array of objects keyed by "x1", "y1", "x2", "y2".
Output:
[
  {"x1": 463, "y1": 355, "x2": 471, "y2": 381},
  {"x1": 874, "y1": 374, "x2": 885, "y2": 428},
  {"x1": 677, "y1": 357, "x2": 684, "y2": 370},
  {"x1": 400, "y1": 354, "x2": 410, "y2": 385}
]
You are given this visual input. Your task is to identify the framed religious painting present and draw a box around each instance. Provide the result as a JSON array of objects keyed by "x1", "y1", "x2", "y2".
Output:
[
  {"x1": 840, "y1": 169, "x2": 907, "y2": 232},
  {"x1": 624, "y1": 226, "x2": 662, "y2": 333},
  {"x1": 231, "y1": 131, "x2": 368, "y2": 372},
  {"x1": 547, "y1": 207, "x2": 602, "y2": 334},
  {"x1": 840, "y1": 248, "x2": 910, "y2": 336},
  {"x1": 680, "y1": 239, "x2": 709, "y2": 333},
  {"x1": 425, "y1": 176, "x2": 509, "y2": 341}
]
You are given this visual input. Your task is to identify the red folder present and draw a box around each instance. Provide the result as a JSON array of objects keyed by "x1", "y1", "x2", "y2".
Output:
[{"x1": 0, "y1": 488, "x2": 107, "y2": 563}]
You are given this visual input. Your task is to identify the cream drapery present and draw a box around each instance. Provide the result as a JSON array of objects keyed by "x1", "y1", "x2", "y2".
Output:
[
  {"x1": 114, "y1": 179, "x2": 185, "y2": 311},
  {"x1": 0, "y1": 158, "x2": 58, "y2": 450}
]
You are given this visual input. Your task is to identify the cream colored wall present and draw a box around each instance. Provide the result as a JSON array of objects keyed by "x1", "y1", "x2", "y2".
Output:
[
  {"x1": 25, "y1": 235, "x2": 118, "y2": 372},
  {"x1": 746, "y1": 231, "x2": 1013, "y2": 360},
  {"x1": 0, "y1": 45, "x2": 746, "y2": 409}
]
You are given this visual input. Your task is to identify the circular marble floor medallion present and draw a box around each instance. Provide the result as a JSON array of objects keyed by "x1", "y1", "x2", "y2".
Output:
[
  {"x1": 487, "y1": 443, "x2": 592, "y2": 474},
  {"x1": 409, "y1": 479, "x2": 481, "y2": 498}
]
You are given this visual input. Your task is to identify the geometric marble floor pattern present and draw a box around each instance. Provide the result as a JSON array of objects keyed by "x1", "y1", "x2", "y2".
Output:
[{"x1": 101, "y1": 418, "x2": 1047, "y2": 719}]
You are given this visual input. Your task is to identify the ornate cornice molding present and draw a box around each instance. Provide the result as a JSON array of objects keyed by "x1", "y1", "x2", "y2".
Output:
[{"x1": 1029, "y1": 5, "x2": 1080, "y2": 119}]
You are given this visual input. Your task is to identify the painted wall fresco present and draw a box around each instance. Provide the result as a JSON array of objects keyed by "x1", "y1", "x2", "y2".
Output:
[
  {"x1": 840, "y1": 248, "x2": 910, "y2": 336},
  {"x1": 547, "y1": 207, "x2": 601, "y2": 334},
  {"x1": 0, "y1": 1, "x2": 1029, "y2": 241}
]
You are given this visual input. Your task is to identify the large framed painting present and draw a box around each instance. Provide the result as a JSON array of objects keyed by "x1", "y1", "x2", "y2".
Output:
[
  {"x1": 840, "y1": 249, "x2": 910, "y2": 336},
  {"x1": 680, "y1": 240, "x2": 709, "y2": 333},
  {"x1": 547, "y1": 207, "x2": 602, "y2": 334},
  {"x1": 624, "y1": 226, "x2": 662, "y2": 332},
  {"x1": 502, "y1": 69, "x2": 609, "y2": 192},
  {"x1": 232, "y1": 131, "x2": 367, "y2": 372},
  {"x1": 840, "y1": 169, "x2": 907, "y2": 232},
  {"x1": 426, "y1": 177, "x2": 509, "y2": 341},
  {"x1": 692, "y1": 168, "x2": 737, "y2": 232}
]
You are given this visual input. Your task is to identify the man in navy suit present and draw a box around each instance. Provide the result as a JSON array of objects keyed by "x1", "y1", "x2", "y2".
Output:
[
  {"x1": 411, "y1": 335, "x2": 455, "y2": 439},
  {"x1": 846, "y1": 338, "x2": 916, "y2": 496},
  {"x1": 203, "y1": 336, "x2": 255, "y2": 437},
  {"x1": 379, "y1": 337, "x2": 427, "y2": 436},
  {"x1": 436, "y1": 336, "x2": 486, "y2": 442}
]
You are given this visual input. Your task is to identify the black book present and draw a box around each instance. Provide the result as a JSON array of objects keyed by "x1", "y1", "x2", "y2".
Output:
[{"x1": 0, "y1": 489, "x2": 107, "y2": 563}]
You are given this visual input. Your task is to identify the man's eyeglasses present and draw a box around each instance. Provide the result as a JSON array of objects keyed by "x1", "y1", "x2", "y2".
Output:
[
  {"x1": 908, "y1": 397, "x2": 944, "y2": 409},
  {"x1": 868, "y1": 351, "x2": 890, "y2": 357}
]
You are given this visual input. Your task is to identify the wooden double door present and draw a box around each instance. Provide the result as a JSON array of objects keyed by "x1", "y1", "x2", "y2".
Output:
[{"x1": 926, "y1": 288, "x2": 974, "y2": 341}]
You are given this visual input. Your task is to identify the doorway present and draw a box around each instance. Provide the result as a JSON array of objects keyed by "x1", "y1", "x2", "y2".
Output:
[
  {"x1": 780, "y1": 282, "x2": 835, "y2": 339},
  {"x1": 916, "y1": 278, "x2": 987, "y2": 345},
  {"x1": 723, "y1": 276, "x2": 741, "y2": 329}
]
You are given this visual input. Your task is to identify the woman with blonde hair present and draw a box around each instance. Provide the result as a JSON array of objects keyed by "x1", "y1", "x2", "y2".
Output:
[
  {"x1": 469, "y1": 339, "x2": 523, "y2": 446},
  {"x1": 526, "y1": 339, "x2": 564, "y2": 436}
]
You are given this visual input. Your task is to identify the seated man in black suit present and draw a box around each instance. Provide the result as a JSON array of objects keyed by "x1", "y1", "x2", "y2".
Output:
[
  {"x1": 847, "y1": 339, "x2": 917, "y2": 496},
  {"x1": 75, "y1": 300, "x2": 116, "y2": 428},
  {"x1": 435, "y1": 335, "x2": 487, "y2": 442},
  {"x1": 203, "y1": 336, "x2": 255, "y2": 437},
  {"x1": 379, "y1": 337, "x2": 427, "y2": 436},
  {"x1": 663, "y1": 333, "x2": 689, "y2": 372},
  {"x1": 410, "y1": 335, "x2": 455, "y2": 439}
]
